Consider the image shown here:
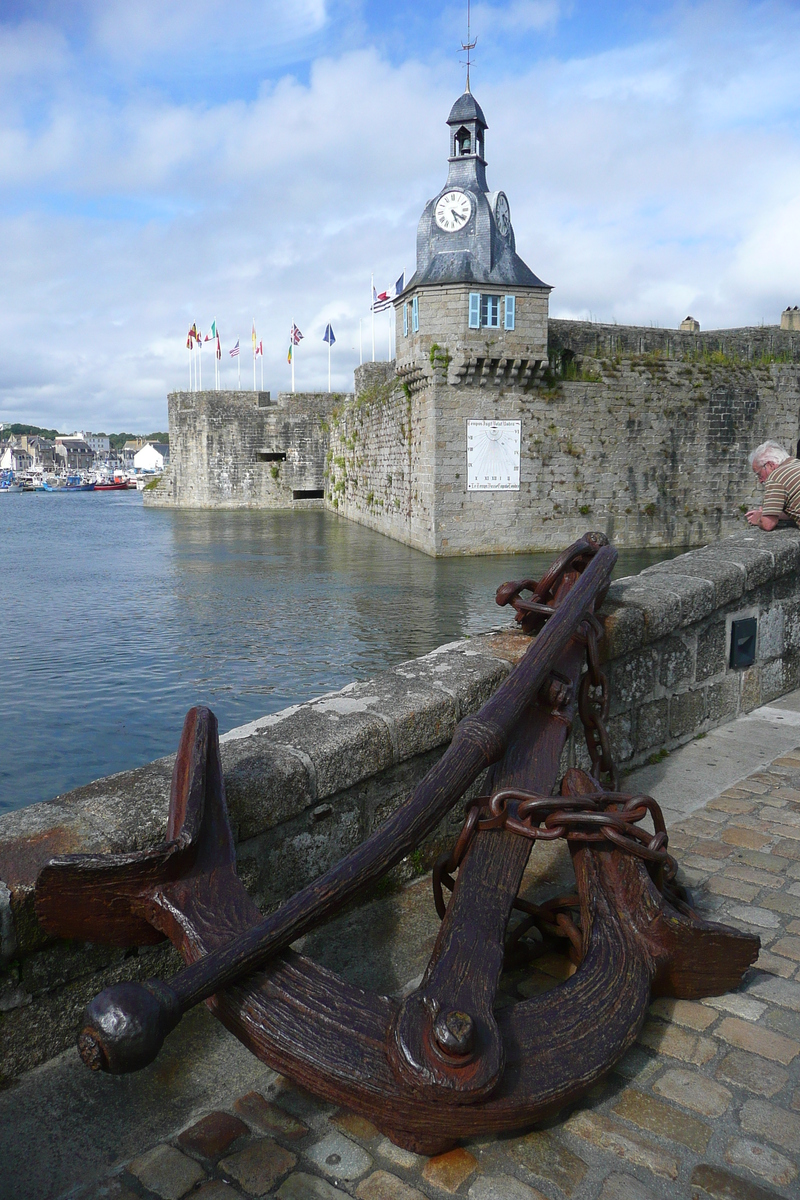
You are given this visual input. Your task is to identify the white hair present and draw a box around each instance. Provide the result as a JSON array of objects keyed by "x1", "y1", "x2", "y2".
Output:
[{"x1": 749, "y1": 440, "x2": 790, "y2": 469}]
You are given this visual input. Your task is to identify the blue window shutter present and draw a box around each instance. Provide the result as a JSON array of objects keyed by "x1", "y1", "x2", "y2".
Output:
[
  {"x1": 469, "y1": 293, "x2": 481, "y2": 328},
  {"x1": 412, "y1": 295, "x2": 419, "y2": 332},
  {"x1": 504, "y1": 295, "x2": 516, "y2": 330},
  {"x1": 403, "y1": 303, "x2": 408, "y2": 337}
]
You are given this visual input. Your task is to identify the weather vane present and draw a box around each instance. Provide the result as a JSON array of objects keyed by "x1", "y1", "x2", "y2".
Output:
[{"x1": 460, "y1": 0, "x2": 477, "y2": 93}]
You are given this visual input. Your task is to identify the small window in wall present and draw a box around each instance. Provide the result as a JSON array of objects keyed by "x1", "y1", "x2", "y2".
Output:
[
  {"x1": 293, "y1": 488, "x2": 324, "y2": 500},
  {"x1": 258, "y1": 451, "x2": 287, "y2": 462},
  {"x1": 403, "y1": 303, "x2": 408, "y2": 337},
  {"x1": 412, "y1": 295, "x2": 419, "y2": 332},
  {"x1": 504, "y1": 295, "x2": 516, "y2": 330},
  {"x1": 481, "y1": 295, "x2": 501, "y2": 328},
  {"x1": 455, "y1": 125, "x2": 471, "y2": 155}
]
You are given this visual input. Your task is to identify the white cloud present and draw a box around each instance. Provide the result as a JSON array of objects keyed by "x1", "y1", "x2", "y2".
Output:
[{"x1": 1, "y1": 1, "x2": 799, "y2": 431}]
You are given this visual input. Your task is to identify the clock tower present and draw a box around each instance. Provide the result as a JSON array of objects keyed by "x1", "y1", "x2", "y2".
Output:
[{"x1": 390, "y1": 89, "x2": 552, "y2": 555}]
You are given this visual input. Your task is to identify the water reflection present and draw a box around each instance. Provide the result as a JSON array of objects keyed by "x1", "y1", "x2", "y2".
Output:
[{"x1": 0, "y1": 496, "x2": 682, "y2": 813}]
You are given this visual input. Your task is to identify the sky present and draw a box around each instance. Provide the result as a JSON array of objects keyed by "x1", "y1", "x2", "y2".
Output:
[{"x1": 1, "y1": 0, "x2": 799, "y2": 433}]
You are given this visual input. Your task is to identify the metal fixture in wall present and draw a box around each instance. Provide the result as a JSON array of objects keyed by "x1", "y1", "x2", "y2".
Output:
[{"x1": 730, "y1": 617, "x2": 757, "y2": 669}]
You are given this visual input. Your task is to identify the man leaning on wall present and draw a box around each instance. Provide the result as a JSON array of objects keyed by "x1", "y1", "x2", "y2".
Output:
[{"x1": 746, "y1": 440, "x2": 800, "y2": 530}]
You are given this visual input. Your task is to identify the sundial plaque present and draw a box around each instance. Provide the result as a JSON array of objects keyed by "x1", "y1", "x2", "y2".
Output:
[{"x1": 466, "y1": 419, "x2": 521, "y2": 491}]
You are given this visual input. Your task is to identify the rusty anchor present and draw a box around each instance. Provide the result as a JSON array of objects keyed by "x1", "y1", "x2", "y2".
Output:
[{"x1": 34, "y1": 535, "x2": 759, "y2": 1154}]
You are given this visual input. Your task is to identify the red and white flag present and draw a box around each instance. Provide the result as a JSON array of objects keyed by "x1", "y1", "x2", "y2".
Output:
[{"x1": 255, "y1": 340, "x2": 263, "y2": 357}]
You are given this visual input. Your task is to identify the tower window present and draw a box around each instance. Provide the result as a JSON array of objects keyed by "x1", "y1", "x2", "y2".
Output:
[
  {"x1": 456, "y1": 126, "x2": 472, "y2": 155},
  {"x1": 481, "y1": 295, "x2": 501, "y2": 328},
  {"x1": 412, "y1": 295, "x2": 419, "y2": 332},
  {"x1": 504, "y1": 295, "x2": 516, "y2": 330}
]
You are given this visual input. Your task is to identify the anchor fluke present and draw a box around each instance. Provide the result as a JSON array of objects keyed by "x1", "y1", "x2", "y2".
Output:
[{"x1": 78, "y1": 979, "x2": 181, "y2": 1074}]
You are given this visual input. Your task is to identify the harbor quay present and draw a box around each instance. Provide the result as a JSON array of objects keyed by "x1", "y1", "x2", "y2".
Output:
[{"x1": 1, "y1": 529, "x2": 800, "y2": 1198}]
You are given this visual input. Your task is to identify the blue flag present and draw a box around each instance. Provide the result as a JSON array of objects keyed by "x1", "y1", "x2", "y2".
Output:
[{"x1": 323, "y1": 323, "x2": 336, "y2": 345}]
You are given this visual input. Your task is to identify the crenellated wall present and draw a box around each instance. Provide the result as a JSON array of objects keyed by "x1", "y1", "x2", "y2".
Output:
[{"x1": 2, "y1": 529, "x2": 800, "y2": 1082}]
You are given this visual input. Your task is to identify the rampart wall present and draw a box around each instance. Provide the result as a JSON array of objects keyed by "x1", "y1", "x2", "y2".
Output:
[
  {"x1": 2, "y1": 529, "x2": 800, "y2": 1082},
  {"x1": 145, "y1": 390, "x2": 341, "y2": 509},
  {"x1": 328, "y1": 327, "x2": 800, "y2": 553}
]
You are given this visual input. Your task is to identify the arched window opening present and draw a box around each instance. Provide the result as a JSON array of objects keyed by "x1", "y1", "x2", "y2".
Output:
[{"x1": 456, "y1": 126, "x2": 472, "y2": 156}]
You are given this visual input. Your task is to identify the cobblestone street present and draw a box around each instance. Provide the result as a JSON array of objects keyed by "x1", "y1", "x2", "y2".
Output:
[{"x1": 47, "y1": 735, "x2": 800, "y2": 1200}]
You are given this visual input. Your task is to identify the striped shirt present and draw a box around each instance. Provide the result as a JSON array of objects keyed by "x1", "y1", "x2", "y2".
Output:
[{"x1": 762, "y1": 457, "x2": 800, "y2": 522}]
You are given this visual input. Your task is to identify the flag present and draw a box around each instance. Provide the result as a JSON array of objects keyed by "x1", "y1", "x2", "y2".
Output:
[
  {"x1": 394, "y1": 272, "x2": 404, "y2": 296},
  {"x1": 229, "y1": 340, "x2": 240, "y2": 358},
  {"x1": 323, "y1": 324, "x2": 335, "y2": 346},
  {"x1": 251, "y1": 320, "x2": 257, "y2": 350},
  {"x1": 255, "y1": 340, "x2": 263, "y2": 357},
  {"x1": 204, "y1": 320, "x2": 217, "y2": 342},
  {"x1": 372, "y1": 286, "x2": 391, "y2": 312},
  {"x1": 287, "y1": 342, "x2": 293, "y2": 365},
  {"x1": 187, "y1": 323, "x2": 200, "y2": 346},
  {"x1": 290, "y1": 323, "x2": 303, "y2": 345},
  {"x1": 216, "y1": 333, "x2": 221, "y2": 360}
]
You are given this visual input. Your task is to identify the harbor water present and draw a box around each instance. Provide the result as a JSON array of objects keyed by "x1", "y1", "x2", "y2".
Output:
[{"x1": 0, "y1": 492, "x2": 681, "y2": 814}]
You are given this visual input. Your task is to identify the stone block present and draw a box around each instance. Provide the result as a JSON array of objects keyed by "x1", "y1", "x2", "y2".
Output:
[
  {"x1": 691, "y1": 1162, "x2": 792, "y2": 1200},
  {"x1": 421, "y1": 1148, "x2": 478, "y2": 1193},
  {"x1": 177, "y1": 1111, "x2": 250, "y2": 1159},
  {"x1": 606, "y1": 648, "x2": 659, "y2": 716},
  {"x1": 652, "y1": 1068, "x2": 731, "y2": 1117},
  {"x1": 510, "y1": 1130, "x2": 587, "y2": 1196},
  {"x1": 638, "y1": 569, "x2": 717, "y2": 626},
  {"x1": 713, "y1": 1016, "x2": 800, "y2": 1064},
  {"x1": 611, "y1": 1088, "x2": 712, "y2": 1152},
  {"x1": 606, "y1": 712, "x2": 634, "y2": 764},
  {"x1": 645, "y1": 546, "x2": 744, "y2": 608},
  {"x1": 391, "y1": 643, "x2": 510, "y2": 720},
  {"x1": 635, "y1": 699, "x2": 669, "y2": 753},
  {"x1": 739, "y1": 1096, "x2": 800, "y2": 1153},
  {"x1": 599, "y1": 601, "x2": 646, "y2": 660},
  {"x1": 599, "y1": 1174, "x2": 658, "y2": 1200},
  {"x1": 128, "y1": 1144, "x2": 206, "y2": 1200},
  {"x1": 724, "y1": 1137, "x2": 797, "y2": 1189},
  {"x1": 221, "y1": 741, "x2": 314, "y2": 841},
  {"x1": 696, "y1": 622, "x2": 726, "y2": 682},
  {"x1": 278, "y1": 1173, "x2": 343, "y2": 1200},
  {"x1": 757, "y1": 605, "x2": 785, "y2": 660},
  {"x1": 356, "y1": 1171, "x2": 426, "y2": 1200},
  {"x1": 334, "y1": 673, "x2": 457, "y2": 763},
  {"x1": 469, "y1": 1177, "x2": 547, "y2": 1200},
  {"x1": 707, "y1": 676, "x2": 739, "y2": 724},
  {"x1": 658, "y1": 635, "x2": 694, "y2": 688},
  {"x1": 234, "y1": 1091, "x2": 309, "y2": 1138},
  {"x1": 563, "y1": 1111, "x2": 679, "y2": 1180},
  {"x1": 717, "y1": 537, "x2": 776, "y2": 590},
  {"x1": 669, "y1": 689, "x2": 707, "y2": 739},
  {"x1": 716, "y1": 1049, "x2": 789, "y2": 1096},
  {"x1": 304, "y1": 1131, "x2": 372, "y2": 1181},
  {"x1": 602, "y1": 578, "x2": 681, "y2": 644},
  {"x1": 220, "y1": 1138, "x2": 297, "y2": 1194}
]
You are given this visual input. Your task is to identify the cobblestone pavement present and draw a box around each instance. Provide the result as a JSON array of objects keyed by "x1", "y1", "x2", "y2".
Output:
[{"x1": 56, "y1": 750, "x2": 800, "y2": 1200}]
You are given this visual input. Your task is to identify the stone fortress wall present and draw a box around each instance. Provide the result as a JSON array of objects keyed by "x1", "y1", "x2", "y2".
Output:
[
  {"x1": 327, "y1": 321, "x2": 800, "y2": 554},
  {"x1": 146, "y1": 388, "x2": 341, "y2": 509},
  {"x1": 3, "y1": 528, "x2": 800, "y2": 1083}
]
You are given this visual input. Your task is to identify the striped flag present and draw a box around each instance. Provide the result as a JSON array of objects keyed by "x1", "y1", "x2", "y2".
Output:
[
  {"x1": 204, "y1": 320, "x2": 217, "y2": 342},
  {"x1": 372, "y1": 286, "x2": 391, "y2": 312},
  {"x1": 229, "y1": 340, "x2": 240, "y2": 358},
  {"x1": 216, "y1": 333, "x2": 221, "y2": 361}
]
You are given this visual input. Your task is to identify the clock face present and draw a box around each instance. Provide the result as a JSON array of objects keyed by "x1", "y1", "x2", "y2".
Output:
[
  {"x1": 466, "y1": 420, "x2": 521, "y2": 491},
  {"x1": 435, "y1": 190, "x2": 472, "y2": 232},
  {"x1": 495, "y1": 193, "x2": 511, "y2": 237}
]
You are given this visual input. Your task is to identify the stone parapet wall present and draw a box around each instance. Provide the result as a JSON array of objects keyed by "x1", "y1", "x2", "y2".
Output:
[
  {"x1": 2, "y1": 529, "x2": 800, "y2": 1081},
  {"x1": 146, "y1": 390, "x2": 340, "y2": 509},
  {"x1": 548, "y1": 319, "x2": 800, "y2": 365}
]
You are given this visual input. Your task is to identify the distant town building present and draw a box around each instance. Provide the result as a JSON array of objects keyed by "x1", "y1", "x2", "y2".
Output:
[
  {"x1": 121, "y1": 438, "x2": 146, "y2": 466},
  {"x1": 76, "y1": 431, "x2": 111, "y2": 457},
  {"x1": 55, "y1": 436, "x2": 94, "y2": 470},
  {"x1": 781, "y1": 307, "x2": 800, "y2": 332},
  {"x1": 680, "y1": 316, "x2": 700, "y2": 332},
  {"x1": 1, "y1": 443, "x2": 33, "y2": 472},
  {"x1": 18, "y1": 435, "x2": 57, "y2": 470},
  {"x1": 134, "y1": 442, "x2": 169, "y2": 472}
]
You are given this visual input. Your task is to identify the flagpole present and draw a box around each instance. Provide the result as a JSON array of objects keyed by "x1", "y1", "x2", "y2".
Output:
[
  {"x1": 199, "y1": 340, "x2": 202, "y2": 391},
  {"x1": 261, "y1": 354, "x2": 264, "y2": 391},
  {"x1": 291, "y1": 341, "x2": 295, "y2": 394},
  {"x1": 188, "y1": 345, "x2": 191, "y2": 392},
  {"x1": 253, "y1": 319, "x2": 256, "y2": 392},
  {"x1": 238, "y1": 352, "x2": 241, "y2": 390},
  {"x1": 371, "y1": 273, "x2": 375, "y2": 362},
  {"x1": 328, "y1": 340, "x2": 331, "y2": 393},
  {"x1": 359, "y1": 319, "x2": 363, "y2": 365}
]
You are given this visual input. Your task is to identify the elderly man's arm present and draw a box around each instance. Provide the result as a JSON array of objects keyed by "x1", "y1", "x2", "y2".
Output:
[{"x1": 746, "y1": 507, "x2": 780, "y2": 530}]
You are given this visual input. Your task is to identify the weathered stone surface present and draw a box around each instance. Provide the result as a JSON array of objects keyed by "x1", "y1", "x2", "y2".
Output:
[
  {"x1": 469, "y1": 1175, "x2": 547, "y2": 1200},
  {"x1": 599, "y1": 1173, "x2": 659, "y2": 1200},
  {"x1": 715, "y1": 1050, "x2": 790, "y2": 1097},
  {"x1": 638, "y1": 1019, "x2": 715, "y2": 1064},
  {"x1": 749, "y1": 976, "x2": 800, "y2": 1012},
  {"x1": 739, "y1": 1096, "x2": 800, "y2": 1153},
  {"x1": 304, "y1": 1131, "x2": 372, "y2": 1181},
  {"x1": 420, "y1": 1147, "x2": 478, "y2": 1193},
  {"x1": 510, "y1": 1130, "x2": 587, "y2": 1196},
  {"x1": 329, "y1": 1110, "x2": 379, "y2": 1142},
  {"x1": 234, "y1": 1092, "x2": 309, "y2": 1139},
  {"x1": 659, "y1": 635, "x2": 695, "y2": 689},
  {"x1": 220, "y1": 1138, "x2": 296, "y2": 1195},
  {"x1": 649, "y1": 998, "x2": 717, "y2": 1031},
  {"x1": 356, "y1": 1170, "x2": 427, "y2": 1200},
  {"x1": 696, "y1": 622, "x2": 727, "y2": 682},
  {"x1": 564, "y1": 1111, "x2": 679, "y2": 1180},
  {"x1": 652, "y1": 1069, "x2": 732, "y2": 1117},
  {"x1": 277, "y1": 1173, "x2": 344, "y2": 1200},
  {"x1": 724, "y1": 1137, "x2": 797, "y2": 1188},
  {"x1": 177, "y1": 1111, "x2": 249, "y2": 1159},
  {"x1": 128, "y1": 1144, "x2": 206, "y2": 1200},
  {"x1": 375, "y1": 1139, "x2": 421, "y2": 1171},
  {"x1": 691, "y1": 1162, "x2": 791, "y2": 1200},
  {"x1": 714, "y1": 1017, "x2": 800, "y2": 1064},
  {"x1": 611, "y1": 1088, "x2": 712, "y2": 1151}
]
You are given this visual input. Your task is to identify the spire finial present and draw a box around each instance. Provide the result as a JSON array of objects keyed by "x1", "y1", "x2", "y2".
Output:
[{"x1": 460, "y1": 0, "x2": 477, "y2": 93}]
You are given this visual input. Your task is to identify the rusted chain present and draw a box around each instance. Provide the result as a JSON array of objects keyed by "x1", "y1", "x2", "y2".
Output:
[{"x1": 433, "y1": 787, "x2": 691, "y2": 934}]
